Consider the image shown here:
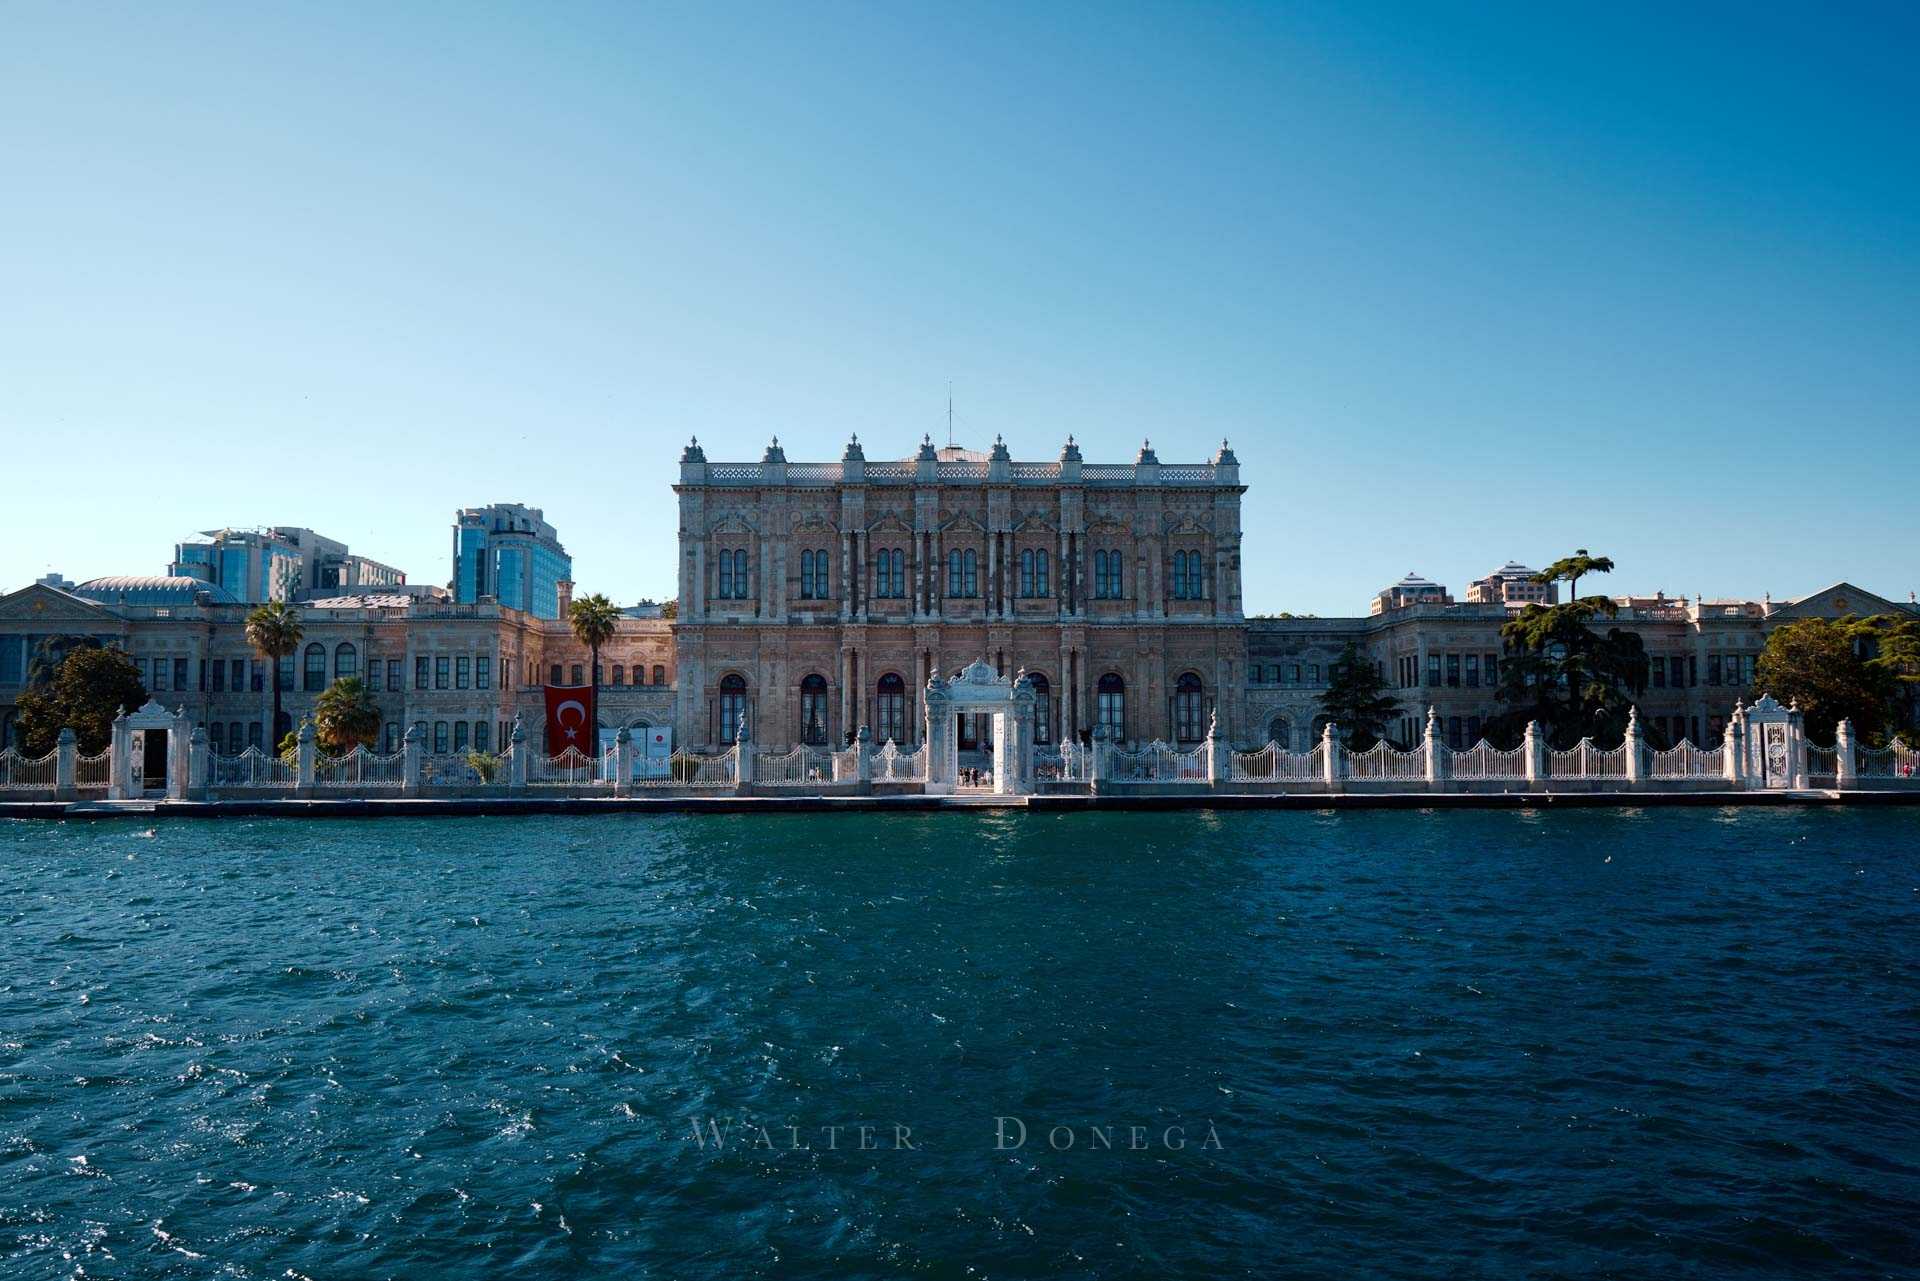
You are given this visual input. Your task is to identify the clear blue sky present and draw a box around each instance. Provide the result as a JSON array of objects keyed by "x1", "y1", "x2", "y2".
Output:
[{"x1": 4, "y1": 2, "x2": 1915, "y2": 616}]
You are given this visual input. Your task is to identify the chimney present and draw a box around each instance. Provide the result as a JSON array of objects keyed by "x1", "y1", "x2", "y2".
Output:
[{"x1": 557, "y1": 579, "x2": 574, "y2": 613}]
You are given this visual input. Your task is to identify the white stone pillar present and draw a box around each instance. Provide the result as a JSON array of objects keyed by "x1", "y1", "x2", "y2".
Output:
[
  {"x1": 855, "y1": 724, "x2": 872, "y2": 786},
  {"x1": 1624, "y1": 706, "x2": 1645, "y2": 787},
  {"x1": 733, "y1": 711, "x2": 753, "y2": 793},
  {"x1": 1723, "y1": 701, "x2": 1746, "y2": 787},
  {"x1": 188, "y1": 724, "x2": 208, "y2": 801},
  {"x1": 1788, "y1": 700, "x2": 1808, "y2": 788},
  {"x1": 614, "y1": 725, "x2": 633, "y2": 797},
  {"x1": 403, "y1": 722, "x2": 425, "y2": 796},
  {"x1": 1423, "y1": 706, "x2": 1444, "y2": 789},
  {"x1": 1090, "y1": 723, "x2": 1111, "y2": 788},
  {"x1": 168, "y1": 708, "x2": 192, "y2": 801},
  {"x1": 1204, "y1": 709, "x2": 1227, "y2": 788},
  {"x1": 509, "y1": 717, "x2": 529, "y2": 790},
  {"x1": 1524, "y1": 721, "x2": 1544, "y2": 787},
  {"x1": 294, "y1": 719, "x2": 316, "y2": 797},
  {"x1": 109, "y1": 708, "x2": 131, "y2": 800},
  {"x1": 56, "y1": 727, "x2": 77, "y2": 800},
  {"x1": 1836, "y1": 717, "x2": 1857, "y2": 787}
]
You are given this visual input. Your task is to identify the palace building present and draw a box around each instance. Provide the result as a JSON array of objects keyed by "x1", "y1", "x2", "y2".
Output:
[
  {"x1": 670, "y1": 434, "x2": 1249, "y2": 755},
  {"x1": 0, "y1": 441, "x2": 1913, "y2": 760}
]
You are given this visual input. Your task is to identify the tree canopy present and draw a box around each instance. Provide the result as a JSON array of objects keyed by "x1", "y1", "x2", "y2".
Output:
[
  {"x1": 1752, "y1": 615, "x2": 1917, "y2": 745},
  {"x1": 246, "y1": 601, "x2": 304, "y2": 740},
  {"x1": 13, "y1": 646, "x2": 148, "y2": 756},
  {"x1": 312, "y1": 677, "x2": 383, "y2": 756},
  {"x1": 1488, "y1": 550, "x2": 1646, "y2": 748},
  {"x1": 1318, "y1": 642, "x2": 1401, "y2": 750}
]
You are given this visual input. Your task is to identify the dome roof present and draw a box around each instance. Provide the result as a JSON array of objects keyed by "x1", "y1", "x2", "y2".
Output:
[{"x1": 73, "y1": 575, "x2": 238, "y2": 605}]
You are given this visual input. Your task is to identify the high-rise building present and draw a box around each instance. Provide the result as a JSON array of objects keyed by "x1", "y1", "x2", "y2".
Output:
[
  {"x1": 169, "y1": 527, "x2": 406, "y2": 603},
  {"x1": 1465, "y1": 561, "x2": 1557, "y2": 607},
  {"x1": 453, "y1": 504, "x2": 572, "y2": 620}
]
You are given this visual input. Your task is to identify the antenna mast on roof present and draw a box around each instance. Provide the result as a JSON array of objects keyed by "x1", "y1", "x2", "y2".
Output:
[{"x1": 947, "y1": 382, "x2": 955, "y2": 448}]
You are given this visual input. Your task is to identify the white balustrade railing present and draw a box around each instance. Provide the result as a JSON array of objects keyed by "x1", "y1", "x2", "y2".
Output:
[
  {"x1": 1449, "y1": 741, "x2": 1527, "y2": 780},
  {"x1": 760, "y1": 745, "x2": 833, "y2": 786},
  {"x1": 75, "y1": 749, "x2": 112, "y2": 790},
  {"x1": 1228, "y1": 741, "x2": 1320, "y2": 782},
  {"x1": 1346, "y1": 742, "x2": 1424, "y2": 781},
  {"x1": 209, "y1": 748, "x2": 295, "y2": 788},
  {"x1": 1547, "y1": 739, "x2": 1628, "y2": 780},
  {"x1": 1648, "y1": 742, "x2": 1723, "y2": 779},
  {"x1": 314, "y1": 747, "x2": 406, "y2": 788},
  {"x1": 0, "y1": 748, "x2": 58, "y2": 789},
  {"x1": 1108, "y1": 740, "x2": 1208, "y2": 782}
]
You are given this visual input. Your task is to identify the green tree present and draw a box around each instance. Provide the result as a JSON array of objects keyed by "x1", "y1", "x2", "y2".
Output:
[
  {"x1": 660, "y1": 599, "x2": 678, "y2": 620},
  {"x1": 24, "y1": 634, "x2": 102, "y2": 689},
  {"x1": 1848, "y1": 613, "x2": 1920, "y2": 740},
  {"x1": 1531, "y1": 549, "x2": 1614, "y2": 604},
  {"x1": 1487, "y1": 550, "x2": 1647, "y2": 748},
  {"x1": 1318, "y1": 641, "x2": 1401, "y2": 750},
  {"x1": 312, "y1": 677, "x2": 383, "y2": 756},
  {"x1": 1752, "y1": 616, "x2": 1906, "y2": 745},
  {"x1": 13, "y1": 646, "x2": 148, "y2": 756},
  {"x1": 245, "y1": 602, "x2": 303, "y2": 743},
  {"x1": 567, "y1": 592, "x2": 621, "y2": 736}
]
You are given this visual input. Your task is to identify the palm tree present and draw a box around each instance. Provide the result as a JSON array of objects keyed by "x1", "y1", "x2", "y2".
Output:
[
  {"x1": 567, "y1": 592, "x2": 621, "y2": 735},
  {"x1": 245, "y1": 601, "x2": 303, "y2": 744},
  {"x1": 312, "y1": 676, "x2": 382, "y2": 756}
]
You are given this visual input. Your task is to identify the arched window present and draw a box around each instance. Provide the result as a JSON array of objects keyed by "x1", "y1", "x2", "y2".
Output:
[
  {"x1": 799, "y1": 674, "x2": 828, "y2": 745},
  {"x1": 718, "y1": 673, "x2": 747, "y2": 743},
  {"x1": 800, "y1": 549, "x2": 813, "y2": 599},
  {"x1": 1020, "y1": 549, "x2": 1035, "y2": 598},
  {"x1": 612, "y1": 664, "x2": 624, "y2": 686},
  {"x1": 303, "y1": 642, "x2": 327, "y2": 691},
  {"x1": 717, "y1": 551, "x2": 733, "y2": 599},
  {"x1": 1171, "y1": 552, "x2": 1187, "y2": 600},
  {"x1": 1097, "y1": 673, "x2": 1126, "y2": 741},
  {"x1": 734, "y1": 549, "x2": 750, "y2": 598},
  {"x1": 875, "y1": 673, "x2": 906, "y2": 744},
  {"x1": 334, "y1": 642, "x2": 358, "y2": 681},
  {"x1": 1094, "y1": 549, "x2": 1124, "y2": 599},
  {"x1": 802, "y1": 548, "x2": 829, "y2": 600},
  {"x1": 1174, "y1": 672, "x2": 1206, "y2": 742},
  {"x1": 947, "y1": 549, "x2": 962, "y2": 597},
  {"x1": 962, "y1": 548, "x2": 978, "y2": 597},
  {"x1": 454, "y1": 721, "x2": 469, "y2": 753},
  {"x1": 653, "y1": 664, "x2": 666, "y2": 685},
  {"x1": 1267, "y1": 716, "x2": 1292, "y2": 750},
  {"x1": 1028, "y1": 672, "x2": 1052, "y2": 743},
  {"x1": 1034, "y1": 548, "x2": 1049, "y2": 596},
  {"x1": 875, "y1": 548, "x2": 906, "y2": 598},
  {"x1": 473, "y1": 720, "x2": 490, "y2": 752},
  {"x1": 1092, "y1": 549, "x2": 1108, "y2": 598},
  {"x1": 892, "y1": 548, "x2": 906, "y2": 597}
]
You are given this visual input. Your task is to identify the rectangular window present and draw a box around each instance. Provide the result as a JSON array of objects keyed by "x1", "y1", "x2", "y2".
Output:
[
  {"x1": 435, "y1": 657, "x2": 450, "y2": 689},
  {"x1": 1447, "y1": 715, "x2": 1463, "y2": 750},
  {"x1": 248, "y1": 722, "x2": 263, "y2": 750},
  {"x1": 476, "y1": 656, "x2": 491, "y2": 690},
  {"x1": 571, "y1": 664, "x2": 584, "y2": 685},
  {"x1": 454, "y1": 721, "x2": 469, "y2": 752},
  {"x1": 365, "y1": 661, "x2": 381, "y2": 692},
  {"x1": 474, "y1": 721, "x2": 490, "y2": 752},
  {"x1": 416, "y1": 656, "x2": 430, "y2": 690},
  {"x1": 1484, "y1": 653, "x2": 1498, "y2": 686},
  {"x1": 1289, "y1": 664, "x2": 1301, "y2": 684},
  {"x1": 1446, "y1": 654, "x2": 1460, "y2": 687},
  {"x1": 1308, "y1": 664, "x2": 1320, "y2": 685},
  {"x1": 212, "y1": 661, "x2": 226, "y2": 692},
  {"x1": 174, "y1": 657, "x2": 189, "y2": 690},
  {"x1": 1688, "y1": 656, "x2": 1698, "y2": 687},
  {"x1": 456, "y1": 656, "x2": 470, "y2": 689},
  {"x1": 1708, "y1": 654, "x2": 1723, "y2": 686},
  {"x1": 433, "y1": 721, "x2": 449, "y2": 754},
  {"x1": 1427, "y1": 655, "x2": 1442, "y2": 687},
  {"x1": 1464, "y1": 655, "x2": 1479, "y2": 688},
  {"x1": 550, "y1": 663, "x2": 563, "y2": 685},
  {"x1": 1652, "y1": 658, "x2": 1666, "y2": 688},
  {"x1": 198, "y1": 659, "x2": 207, "y2": 691}
]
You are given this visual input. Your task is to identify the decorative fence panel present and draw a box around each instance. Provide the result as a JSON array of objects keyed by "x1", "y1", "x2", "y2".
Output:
[
  {"x1": 871, "y1": 740, "x2": 923, "y2": 783},
  {"x1": 75, "y1": 750, "x2": 113, "y2": 791},
  {"x1": 1228, "y1": 741, "x2": 1320, "y2": 782},
  {"x1": 1805, "y1": 745, "x2": 1838, "y2": 786},
  {"x1": 1648, "y1": 743, "x2": 1723, "y2": 779},
  {"x1": 1346, "y1": 742, "x2": 1424, "y2": 782},
  {"x1": 314, "y1": 748, "x2": 406, "y2": 788},
  {"x1": 760, "y1": 746, "x2": 833, "y2": 786},
  {"x1": 1548, "y1": 740, "x2": 1628, "y2": 780},
  {"x1": 831, "y1": 745, "x2": 862, "y2": 782},
  {"x1": 0, "y1": 748, "x2": 57, "y2": 789},
  {"x1": 209, "y1": 748, "x2": 295, "y2": 788},
  {"x1": 1108, "y1": 741, "x2": 1207, "y2": 783},
  {"x1": 1449, "y1": 741, "x2": 1527, "y2": 780},
  {"x1": 527, "y1": 748, "x2": 600, "y2": 786},
  {"x1": 634, "y1": 749, "x2": 737, "y2": 788}
]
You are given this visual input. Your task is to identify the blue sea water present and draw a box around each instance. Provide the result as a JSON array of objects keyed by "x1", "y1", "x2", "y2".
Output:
[{"x1": 1, "y1": 809, "x2": 1916, "y2": 1280}]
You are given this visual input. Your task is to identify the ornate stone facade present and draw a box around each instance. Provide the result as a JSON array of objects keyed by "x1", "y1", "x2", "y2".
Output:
[{"x1": 670, "y1": 435, "x2": 1249, "y2": 752}]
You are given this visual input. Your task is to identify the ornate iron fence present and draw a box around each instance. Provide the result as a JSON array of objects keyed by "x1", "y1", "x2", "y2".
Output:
[{"x1": 209, "y1": 748, "x2": 295, "y2": 788}]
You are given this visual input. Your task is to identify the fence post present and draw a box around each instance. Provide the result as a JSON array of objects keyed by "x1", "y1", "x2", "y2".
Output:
[
  {"x1": 168, "y1": 707, "x2": 192, "y2": 801},
  {"x1": 1523, "y1": 721, "x2": 1543, "y2": 788},
  {"x1": 1787, "y1": 699, "x2": 1808, "y2": 789},
  {"x1": 295, "y1": 720, "x2": 316, "y2": 797},
  {"x1": 1204, "y1": 710, "x2": 1228, "y2": 789},
  {"x1": 1322, "y1": 721, "x2": 1342, "y2": 791},
  {"x1": 614, "y1": 726, "x2": 633, "y2": 798},
  {"x1": 403, "y1": 722, "x2": 425, "y2": 797},
  {"x1": 1423, "y1": 706, "x2": 1444, "y2": 790},
  {"x1": 108, "y1": 707, "x2": 131, "y2": 801},
  {"x1": 855, "y1": 725, "x2": 872, "y2": 788},
  {"x1": 1092, "y1": 724, "x2": 1111, "y2": 790},
  {"x1": 1723, "y1": 700, "x2": 1746, "y2": 787},
  {"x1": 54, "y1": 727, "x2": 77, "y2": 801},
  {"x1": 1835, "y1": 718, "x2": 1857, "y2": 787},
  {"x1": 734, "y1": 713, "x2": 753, "y2": 794},
  {"x1": 188, "y1": 724, "x2": 208, "y2": 801},
  {"x1": 509, "y1": 717, "x2": 529, "y2": 791},
  {"x1": 1624, "y1": 707, "x2": 1645, "y2": 788}
]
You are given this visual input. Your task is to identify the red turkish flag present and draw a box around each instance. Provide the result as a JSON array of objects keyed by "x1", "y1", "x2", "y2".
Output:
[{"x1": 544, "y1": 684, "x2": 594, "y2": 753}]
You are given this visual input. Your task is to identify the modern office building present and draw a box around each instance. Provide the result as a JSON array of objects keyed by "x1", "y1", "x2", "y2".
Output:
[
  {"x1": 453, "y1": 504, "x2": 572, "y2": 620},
  {"x1": 1464, "y1": 561, "x2": 1558, "y2": 607},
  {"x1": 168, "y1": 526, "x2": 406, "y2": 603}
]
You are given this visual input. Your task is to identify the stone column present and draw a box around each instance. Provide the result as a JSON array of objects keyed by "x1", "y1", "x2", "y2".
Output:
[
  {"x1": 1723, "y1": 701, "x2": 1746, "y2": 787},
  {"x1": 1091, "y1": 723, "x2": 1111, "y2": 789},
  {"x1": 1524, "y1": 720, "x2": 1544, "y2": 787},
  {"x1": 294, "y1": 719, "x2": 316, "y2": 798},
  {"x1": 733, "y1": 711, "x2": 754, "y2": 794},
  {"x1": 403, "y1": 722, "x2": 425, "y2": 796},
  {"x1": 614, "y1": 725, "x2": 633, "y2": 797},
  {"x1": 507, "y1": 716, "x2": 529, "y2": 790},
  {"x1": 188, "y1": 724, "x2": 208, "y2": 801},
  {"x1": 54, "y1": 727, "x2": 77, "y2": 800},
  {"x1": 855, "y1": 724, "x2": 872, "y2": 787},
  {"x1": 1624, "y1": 706, "x2": 1645, "y2": 787},
  {"x1": 923, "y1": 676, "x2": 951, "y2": 793},
  {"x1": 1788, "y1": 700, "x2": 1808, "y2": 789},
  {"x1": 108, "y1": 708, "x2": 131, "y2": 800},
  {"x1": 1423, "y1": 706, "x2": 1445, "y2": 790},
  {"x1": 1836, "y1": 717, "x2": 1857, "y2": 788},
  {"x1": 1321, "y1": 721, "x2": 1342, "y2": 790},
  {"x1": 168, "y1": 708, "x2": 192, "y2": 801},
  {"x1": 1204, "y1": 709, "x2": 1227, "y2": 788}
]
